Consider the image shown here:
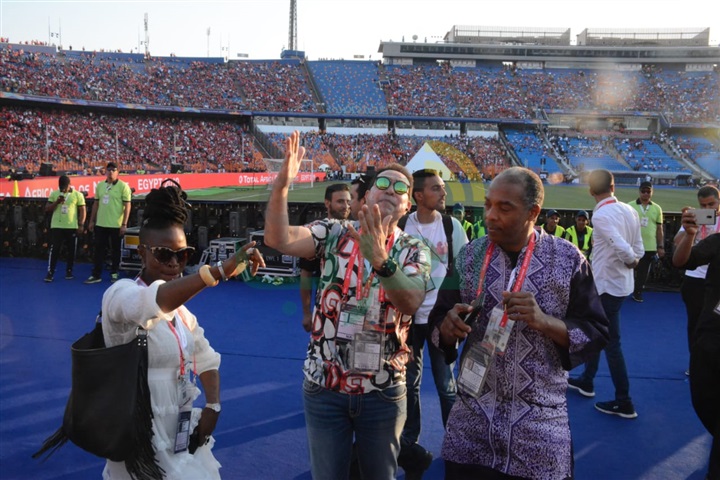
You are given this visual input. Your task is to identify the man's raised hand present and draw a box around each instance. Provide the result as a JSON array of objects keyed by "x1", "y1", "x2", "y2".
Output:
[{"x1": 278, "y1": 131, "x2": 306, "y2": 187}]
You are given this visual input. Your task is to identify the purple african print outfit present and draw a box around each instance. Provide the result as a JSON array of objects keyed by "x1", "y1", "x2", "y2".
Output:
[
  {"x1": 430, "y1": 230, "x2": 609, "y2": 479},
  {"x1": 303, "y1": 219, "x2": 431, "y2": 395}
]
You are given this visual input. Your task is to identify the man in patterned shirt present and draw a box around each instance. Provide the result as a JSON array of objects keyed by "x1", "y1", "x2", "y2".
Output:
[
  {"x1": 265, "y1": 131, "x2": 431, "y2": 480},
  {"x1": 429, "y1": 167, "x2": 609, "y2": 479}
]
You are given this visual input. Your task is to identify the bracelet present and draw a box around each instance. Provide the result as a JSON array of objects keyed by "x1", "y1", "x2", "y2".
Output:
[
  {"x1": 199, "y1": 264, "x2": 219, "y2": 287},
  {"x1": 216, "y1": 261, "x2": 228, "y2": 281}
]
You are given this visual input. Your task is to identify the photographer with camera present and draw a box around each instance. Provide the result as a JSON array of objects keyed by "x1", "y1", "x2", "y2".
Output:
[
  {"x1": 673, "y1": 191, "x2": 720, "y2": 480},
  {"x1": 674, "y1": 185, "x2": 719, "y2": 363}
]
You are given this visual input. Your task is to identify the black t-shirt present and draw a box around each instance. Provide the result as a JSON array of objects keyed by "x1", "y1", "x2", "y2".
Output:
[
  {"x1": 683, "y1": 233, "x2": 720, "y2": 334},
  {"x1": 299, "y1": 256, "x2": 321, "y2": 276}
]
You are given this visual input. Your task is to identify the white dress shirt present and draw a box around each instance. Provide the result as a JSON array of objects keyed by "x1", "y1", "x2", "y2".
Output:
[{"x1": 590, "y1": 196, "x2": 645, "y2": 297}]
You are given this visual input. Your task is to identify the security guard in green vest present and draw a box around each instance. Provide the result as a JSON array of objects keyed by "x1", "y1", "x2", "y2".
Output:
[
  {"x1": 471, "y1": 210, "x2": 486, "y2": 240},
  {"x1": 564, "y1": 210, "x2": 593, "y2": 258},
  {"x1": 452, "y1": 203, "x2": 474, "y2": 240},
  {"x1": 541, "y1": 209, "x2": 565, "y2": 237}
]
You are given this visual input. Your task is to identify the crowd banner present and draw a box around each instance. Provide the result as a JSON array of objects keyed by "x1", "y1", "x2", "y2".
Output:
[{"x1": 0, "y1": 171, "x2": 325, "y2": 198}]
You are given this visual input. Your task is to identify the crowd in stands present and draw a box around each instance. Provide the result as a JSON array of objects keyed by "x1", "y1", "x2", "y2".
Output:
[
  {"x1": 264, "y1": 130, "x2": 509, "y2": 179},
  {"x1": 1, "y1": 42, "x2": 718, "y2": 179},
  {"x1": 0, "y1": 106, "x2": 262, "y2": 175},
  {"x1": 1, "y1": 44, "x2": 718, "y2": 122}
]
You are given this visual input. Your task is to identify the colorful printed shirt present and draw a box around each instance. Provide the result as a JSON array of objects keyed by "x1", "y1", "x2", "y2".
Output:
[
  {"x1": 305, "y1": 219, "x2": 431, "y2": 394},
  {"x1": 429, "y1": 230, "x2": 609, "y2": 479}
]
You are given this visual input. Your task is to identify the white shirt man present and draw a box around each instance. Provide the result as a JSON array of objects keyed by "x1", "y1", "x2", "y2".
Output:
[{"x1": 397, "y1": 169, "x2": 468, "y2": 477}]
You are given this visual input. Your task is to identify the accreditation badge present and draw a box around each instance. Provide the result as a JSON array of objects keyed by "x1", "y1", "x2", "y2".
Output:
[
  {"x1": 350, "y1": 331, "x2": 384, "y2": 373},
  {"x1": 174, "y1": 372, "x2": 195, "y2": 453},
  {"x1": 349, "y1": 290, "x2": 385, "y2": 374},
  {"x1": 483, "y1": 306, "x2": 515, "y2": 355},
  {"x1": 338, "y1": 304, "x2": 366, "y2": 341},
  {"x1": 457, "y1": 341, "x2": 494, "y2": 399},
  {"x1": 640, "y1": 217, "x2": 649, "y2": 227},
  {"x1": 102, "y1": 194, "x2": 110, "y2": 205}
]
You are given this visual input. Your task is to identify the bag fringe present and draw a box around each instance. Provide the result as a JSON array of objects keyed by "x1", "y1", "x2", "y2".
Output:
[
  {"x1": 31, "y1": 427, "x2": 69, "y2": 461},
  {"x1": 125, "y1": 346, "x2": 164, "y2": 480}
]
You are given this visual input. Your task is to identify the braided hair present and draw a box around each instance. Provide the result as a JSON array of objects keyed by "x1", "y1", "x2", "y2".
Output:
[{"x1": 139, "y1": 179, "x2": 189, "y2": 241}]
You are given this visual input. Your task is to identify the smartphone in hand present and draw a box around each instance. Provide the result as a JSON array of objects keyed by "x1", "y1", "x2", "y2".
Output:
[{"x1": 693, "y1": 208, "x2": 717, "y2": 226}]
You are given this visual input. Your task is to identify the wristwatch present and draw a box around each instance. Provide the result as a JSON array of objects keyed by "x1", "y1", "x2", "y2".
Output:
[
  {"x1": 373, "y1": 258, "x2": 398, "y2": 278},
  {"x1": 205, "y1": 403, "x2": 221, "y2": 413}
]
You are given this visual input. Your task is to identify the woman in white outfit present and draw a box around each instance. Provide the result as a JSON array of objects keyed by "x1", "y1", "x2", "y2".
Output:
[{"x1": 101, "y1": 181, "x2": 264, "y2": 479}]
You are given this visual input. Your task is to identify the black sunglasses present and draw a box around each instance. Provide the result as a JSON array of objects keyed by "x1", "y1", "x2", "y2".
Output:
[
  {"x1": 142, "y1": 245, "x2": 196, "y2": 265},
  {"x1": 374, "y1": 176, "x2": 409, "y2": 195}
]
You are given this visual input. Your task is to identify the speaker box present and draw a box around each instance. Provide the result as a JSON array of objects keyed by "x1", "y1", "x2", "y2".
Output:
[
  {"x1": 13, "y1": 205, "x2": 23, "y2": 228},
  {"x1": 229, "y1": 211, "x2": 240, "y2": 236},
  {"x1": 171, "y1": 163, "x2": 183, "y2": 173},
  {"x1": 39, "y1": 163, "x2": 55, "y2": 177},
  {"x1": 197, "y1": 226, "x2": 209, "y2": 251}
]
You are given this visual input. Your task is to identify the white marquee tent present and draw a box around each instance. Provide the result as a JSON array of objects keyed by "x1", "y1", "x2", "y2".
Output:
[{"x1": 405, "y1": 143, "x2": 453, "y2": 180}]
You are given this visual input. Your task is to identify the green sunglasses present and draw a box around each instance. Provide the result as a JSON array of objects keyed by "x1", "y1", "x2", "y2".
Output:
[{"x1": 374, "y1": 176, "x2": 410, "y2": 195}]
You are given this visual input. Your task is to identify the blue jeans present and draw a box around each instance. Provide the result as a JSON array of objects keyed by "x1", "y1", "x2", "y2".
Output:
[
  {"x1": 303, "y1": 378, "x2": 407, "y2": 480},
  {"x1": 402, "y1": 323, "x2": 456, "y2": 446},
  {"x1": 578, "y1": 293, "x2": 632, "y2": 401}
]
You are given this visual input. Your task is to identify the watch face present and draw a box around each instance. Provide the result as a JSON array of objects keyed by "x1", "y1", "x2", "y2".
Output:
[{"x1": 377, "y1": 258, "x2": 397, "y2": 277}]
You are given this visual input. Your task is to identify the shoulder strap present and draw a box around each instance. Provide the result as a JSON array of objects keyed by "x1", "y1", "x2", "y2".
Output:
[
  {"x1": 397, "y1": 213, "x2": 409, "y2": 231},
  {"x1": 441, "y1": 214, "x2": 454, "y2": 276}
]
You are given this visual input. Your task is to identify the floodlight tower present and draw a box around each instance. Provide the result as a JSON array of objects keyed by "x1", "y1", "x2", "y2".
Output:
[
  {"x1": 288, "y1": 0, "x2": 297, "y2": 51},
  {"x1": 143, "y1": 13, "x2": 150, "y2": 57}
]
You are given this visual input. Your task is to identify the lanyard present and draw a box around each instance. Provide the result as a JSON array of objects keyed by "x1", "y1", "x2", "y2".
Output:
[
  {"x1": 135, "y1": 277, "x2": 195, "y2": 377},
  {"x1": 700, "y1": 216, "x2": 720, "y2": 240},
  {"x1": 596, "y1": 197, "x2": 617, "y2": 211},
  {"x1": 167, "y1": 319, "x2": 187, "y2": 376},
  {"x1": 476, "y1": 232, "x2": 537, "y2": 328},
  {"x1": 342, "y1": 230, "x2": 395, "y2": 302}
]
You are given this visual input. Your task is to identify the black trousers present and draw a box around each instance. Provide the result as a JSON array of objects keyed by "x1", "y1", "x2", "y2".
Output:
[
  {"x1": 689, "y1": 331, "x2": 720, "y2": 479},
  {"x1": 681, "y1": 276, "x2": 706, "y2": 351},
  {"x1": 91, "y1": 226, "x2": 121, "y2": 278},
  {"x1": 47, "y1": 228, "x2": 78, "y2": 274},
  {"x1": 633, "y1": 251, "x2": 656, "y2": 295}
]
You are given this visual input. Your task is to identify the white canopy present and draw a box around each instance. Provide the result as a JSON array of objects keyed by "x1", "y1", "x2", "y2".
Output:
[{"x1": 405, "y1": 142, "x2": 453, "y2": 180}]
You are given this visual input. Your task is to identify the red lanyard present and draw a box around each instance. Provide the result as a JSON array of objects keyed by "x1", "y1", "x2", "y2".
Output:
[
  {"x1": 166, "y1": 319, "x2": 187, "y2": 376},
  {"x1": 135, "y1": 277, "x2": 194, "y2": 376},
  {"x1": 476, "y1": 232, "x2": 537, "y2": 327},
  {"x1": 342, "y1": 231, "x2": 395, "y2": 302},
  {"x1": 596, "y1": 197, "x2": 617, "y2": 211},
  {"x1": 700, "y1": 216, "x2": 719, "y2": 240}
]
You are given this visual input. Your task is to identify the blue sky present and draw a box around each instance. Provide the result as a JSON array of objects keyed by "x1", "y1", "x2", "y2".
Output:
[{"x1": 1, "y1": 0, "x2": 717, "y2": 60}]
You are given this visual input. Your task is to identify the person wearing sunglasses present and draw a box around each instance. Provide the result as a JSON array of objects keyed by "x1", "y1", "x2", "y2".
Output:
[
  {"x1": 264, "y1": 131, "x2": 431, "y2": 480},
  {"x1": 100, "y1": 181, "x2": 264, "y2": 480}
]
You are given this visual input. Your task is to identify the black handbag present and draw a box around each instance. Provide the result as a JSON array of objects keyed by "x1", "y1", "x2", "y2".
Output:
[{"x1": 33, "y1": 313, "x2": 164, "y2": 480}]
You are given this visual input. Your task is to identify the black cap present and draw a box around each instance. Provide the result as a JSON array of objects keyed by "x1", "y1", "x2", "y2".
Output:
[
  {"x1": 106, "y1": 162, "x2": 118, "y2": 170},
  {"x1": 546, "y1": 209, "x2": 559, "y2": 218},
  {"x1": 452, "y1": 202, "x2": 464, "y2": 212},
  {"x1": 640, "y1": 181, "x2": 653, "y2": 190},
  {"x1": 576, "y1": 210, "x2": 589, "y2": 219}
]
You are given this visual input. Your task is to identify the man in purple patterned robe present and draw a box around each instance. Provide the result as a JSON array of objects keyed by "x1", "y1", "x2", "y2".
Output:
[{"x1": 429, "y1": 167, "x2": 609, "y2": 479}]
